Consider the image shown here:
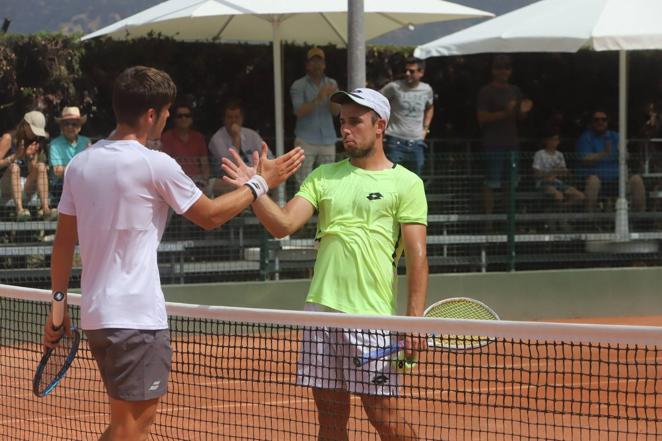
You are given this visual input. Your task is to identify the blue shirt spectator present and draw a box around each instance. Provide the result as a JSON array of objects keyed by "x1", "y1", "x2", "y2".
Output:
[
  {"x1": 49, "y1": 107, "x2": 90, "y2": 178},
  {"x1": 576, "y1": 127, "x2": 619, "y2": 182},
  {"x1": 50, "y1": 134, "x2": 89, "y2": 169},
  {"x1": 290, "y1": 47, "x2": 340, "y2": 186},
  {"x1": 290, "y1": 49, "x2": 338, "y2": 146}
]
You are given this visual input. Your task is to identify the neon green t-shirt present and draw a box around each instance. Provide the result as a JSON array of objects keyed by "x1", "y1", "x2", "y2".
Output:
[{"x1": 296, "y1": 159, "x2": 428, "y2": 315}]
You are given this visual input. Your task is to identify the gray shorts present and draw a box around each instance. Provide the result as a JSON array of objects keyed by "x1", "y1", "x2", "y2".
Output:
[{"x1": 86, "y1": 328, "x2": 172, "y2": 401}]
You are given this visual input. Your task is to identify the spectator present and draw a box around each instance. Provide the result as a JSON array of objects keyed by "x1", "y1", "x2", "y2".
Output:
[
  {"x1": 49, "y1": 106, "x2": 91, "y2": 200},
  {"x1": 290, "y1": 47, "x2": 340, "y2": 185},
  {"x1": 477, "y1": 55, "x2": 533, "y2": 215},
  {"x1": 576, "y1": 109, "x2": 646, "y2": 213},
  {"x1": 532, "y1": 126, "x2": 585, "y2": 210},
  {"x1": 161, "y1": 102, "x2": 210, "y2": 190},
  {"x1": 0, "y1": 111, "x2": 56, "y2": 221},
  {"x1": 208, "y1": 100, "x2": 272, "y2": 195},
  {"x1": 380, "y1": 56, "x2": 434, "y2": 176}
]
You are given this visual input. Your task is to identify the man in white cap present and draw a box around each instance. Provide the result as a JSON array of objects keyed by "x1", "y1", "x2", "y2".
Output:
[
  {"x1": 222, "y1": 88, "x2": 428, "y2": 441},
  {"x1": 49, "y1": 107, "x2": 91, "y2": 199}
]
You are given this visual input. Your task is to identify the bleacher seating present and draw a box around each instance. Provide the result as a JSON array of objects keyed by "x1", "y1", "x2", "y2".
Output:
[{"x1": 3, "y1": 140, "x2": 662, "y2": 285}]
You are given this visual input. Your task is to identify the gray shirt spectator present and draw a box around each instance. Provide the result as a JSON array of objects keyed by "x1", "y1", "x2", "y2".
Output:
[
  {"x1": 209, "y1": 126, "x2": 267, "y2": 165},
  {"x1": 381, "y1": 80, "x2": 434, "y2": 140},
  {"x1": 208, "y1": 101, "x2": 272, "y2": 195},
  {"x1": 208, "y1": 101, "x2": 272, "y2": 169}
]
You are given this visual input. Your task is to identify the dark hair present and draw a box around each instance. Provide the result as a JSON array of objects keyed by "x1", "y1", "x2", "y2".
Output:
[
  {"x1": 541, "y1": 124, "x2": 559, "y2": 140},
  {"x1": 14, "y1": 120, "x2": 34, "y2": 147},
  {"x1": 171, "y1": 101, "x2": 192, "y2": 116},
  {"x1": 592, "y1": 108, "x2": 608, "y2": 118},
  {"x1": 112, "y1": 66, "x2": 177, "y2": 127},
  {"x1": 492, "y1": 54, "x2": 512, "y2": 69},
  {"x1": 224, "y1": 99, "x2": 244, "y2": 115},
  {"x1": 405, "y1": 56, "x2": 425, "y2": 71}
]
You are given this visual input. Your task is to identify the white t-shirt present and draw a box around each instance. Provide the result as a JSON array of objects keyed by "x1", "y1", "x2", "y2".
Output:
[
  {"x1": 58, "y1": 139, "x2": 202, "y2": 330},
  {"x1": 532, "y1": 149, "x2": 566, "y2": 173}
]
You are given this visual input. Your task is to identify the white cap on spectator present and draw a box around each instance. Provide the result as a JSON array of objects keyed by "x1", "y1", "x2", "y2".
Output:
[
  {"x1": 330, "y1": 88, "x2": 390, "y2": 125},
  {"x1": 23, "y1": 110, "x2": 49, "y2": 138}
]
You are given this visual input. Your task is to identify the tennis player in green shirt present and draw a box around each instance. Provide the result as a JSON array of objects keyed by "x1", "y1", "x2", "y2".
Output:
[{"x1": 223, "y1": 87, "x2": 428, "y2": 441}]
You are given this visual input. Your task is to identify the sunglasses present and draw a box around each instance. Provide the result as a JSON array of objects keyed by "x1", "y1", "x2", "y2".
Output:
[
  {"x1": 62, "y1": 121, "x2": 81, "y2": 128},
  {"x1": 593, "y1": 117, "x2": 608, "y2": 122},
  {"x1": 176, "y1": 113, "x2": 192, "y2": 119}
]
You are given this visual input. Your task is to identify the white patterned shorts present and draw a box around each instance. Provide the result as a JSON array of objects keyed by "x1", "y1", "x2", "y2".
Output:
[{"x1": 296, "y1": 303, "x2": 402, "y2": 396}]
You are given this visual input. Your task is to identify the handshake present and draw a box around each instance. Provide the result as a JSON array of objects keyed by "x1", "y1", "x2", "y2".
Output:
[{"x1": 221, "y1": 142, "x2": 304, "y2": 199}]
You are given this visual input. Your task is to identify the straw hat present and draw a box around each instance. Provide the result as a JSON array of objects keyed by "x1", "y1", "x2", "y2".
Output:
[{"x1": 55, "y1": 106, "x2": 87, "y2": 125}]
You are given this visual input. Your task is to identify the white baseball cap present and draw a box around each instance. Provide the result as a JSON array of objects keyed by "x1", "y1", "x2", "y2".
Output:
[
  {"x1": 331, "y1": 88, "x2": 390, "y2": 124},
  {"x1": 23, "y1": 110, "x2": 49, "y2": 138}
]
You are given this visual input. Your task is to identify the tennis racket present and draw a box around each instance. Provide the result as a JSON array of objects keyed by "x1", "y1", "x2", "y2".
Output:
[
  {"x1": 33, "y1": 291, "x2": 80, "y2": 398},
  {"x1": 352, "y1": 297, "x2": 500, "y2": 368}
]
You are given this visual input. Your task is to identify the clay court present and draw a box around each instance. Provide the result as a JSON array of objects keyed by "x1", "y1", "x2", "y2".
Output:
[{"x1": 2, "y1": 307, "x2": 661, "y2": 441}]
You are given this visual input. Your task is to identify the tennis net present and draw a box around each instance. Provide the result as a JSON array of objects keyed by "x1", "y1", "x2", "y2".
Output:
[{"x1": 1, "y1": 284, "x2": 661, "y2": 440}]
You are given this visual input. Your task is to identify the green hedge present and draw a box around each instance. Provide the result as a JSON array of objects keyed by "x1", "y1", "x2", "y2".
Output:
[
  {"x1": 2, "y1": 33, "x2": 662, "y2": 144},
  {"x1": 0, "y1": 34, "x2": 412, "y2": 140}
]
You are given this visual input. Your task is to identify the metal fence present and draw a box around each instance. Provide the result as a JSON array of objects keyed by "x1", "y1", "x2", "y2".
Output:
[{"x1": 2, "y1": 137, "x2": 662, "y2": 289}]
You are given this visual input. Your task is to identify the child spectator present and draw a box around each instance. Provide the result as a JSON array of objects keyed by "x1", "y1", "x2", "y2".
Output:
[{"x1": 533, "y1": 126, "x2": 585, "y2": 210}]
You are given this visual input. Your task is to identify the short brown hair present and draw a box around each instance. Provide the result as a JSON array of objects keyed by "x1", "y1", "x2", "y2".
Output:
[{"x1": 112, "y1": 66, "x2": 177, "y2": 127}]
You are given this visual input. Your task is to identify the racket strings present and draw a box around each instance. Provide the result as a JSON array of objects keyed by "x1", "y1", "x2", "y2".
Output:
[
  {"x1": 426, "y1": 300, "x2": 498, "y2": 320},
  {"x1": 35, "y1": 333, "x2": 78, "y2": 396},
  {"x1": 425, "y1": 299, "x2": 499, "y2": 350}
]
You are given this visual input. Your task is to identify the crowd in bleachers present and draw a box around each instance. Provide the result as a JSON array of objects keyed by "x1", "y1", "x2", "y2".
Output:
[
  {"x1": 2, "y1": 50, "x2": 662, "y2": 284},
  {"x1": 2, "y1": 51, "x2": 661, "y2": 229}
]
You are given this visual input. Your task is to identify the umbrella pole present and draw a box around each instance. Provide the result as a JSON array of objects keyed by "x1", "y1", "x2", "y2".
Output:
[
  {"x1": 347, "y1": 0, "x2": 366, "y2": 90},
  {"x1": 273, "y1": 19, "x2": 285, "y2": 205},
  {"x1": 615, "y1": 50, "x2": 629, "y2": 240}
]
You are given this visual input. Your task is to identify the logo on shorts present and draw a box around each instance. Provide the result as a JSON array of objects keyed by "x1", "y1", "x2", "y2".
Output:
[
  {"x1": 148, "y1": 380, "x2": 161, "y2": 391},
  {"x1": 371, "y1": 374, "x2": 389, "y2": 385},
  {"x1": 367, "y1": 192, "x2": 383, "y2": 201}
]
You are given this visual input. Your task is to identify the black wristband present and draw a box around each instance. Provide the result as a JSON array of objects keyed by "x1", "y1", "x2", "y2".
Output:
[{"x1": 244, "y1": 182, "x2": 258, "y2": 201}]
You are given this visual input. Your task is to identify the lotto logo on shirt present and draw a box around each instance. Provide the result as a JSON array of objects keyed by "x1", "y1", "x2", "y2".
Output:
[{"x1": 366, "y1": 192, "x2": 384, "y2": 201}]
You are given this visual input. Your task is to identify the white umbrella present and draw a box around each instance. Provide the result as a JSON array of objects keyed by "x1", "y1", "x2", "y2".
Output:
[
  {"x1": 415, "y1": 0, "x2": 662, "y2": 239},
  {"x1": 82, "y1": 0, "x2": 493, "y2": 202}
]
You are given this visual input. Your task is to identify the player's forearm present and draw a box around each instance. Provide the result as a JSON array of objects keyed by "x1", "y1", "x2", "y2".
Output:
[
  {"x1": 405, "y1": 253, "x2": 428, "y2": 317},
  {"x1": 206, "y1": 187, "x2": 256, "y2": 228},
  {"x1": 251, "y1": 195, "x2": 295, "y2": 238}
]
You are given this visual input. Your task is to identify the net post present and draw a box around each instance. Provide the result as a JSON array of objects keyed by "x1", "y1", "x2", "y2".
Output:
[
  {"x1": 508, "y1": 150, "x2": 518, "y2": 271},
  {"x1": 259, "y1": 229, "x2": 270, "y2": 280}
]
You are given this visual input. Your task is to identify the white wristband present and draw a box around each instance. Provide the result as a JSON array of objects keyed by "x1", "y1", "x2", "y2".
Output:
[{"x1": 245, "y1": 175, "x2": 269, "y2": 200}]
